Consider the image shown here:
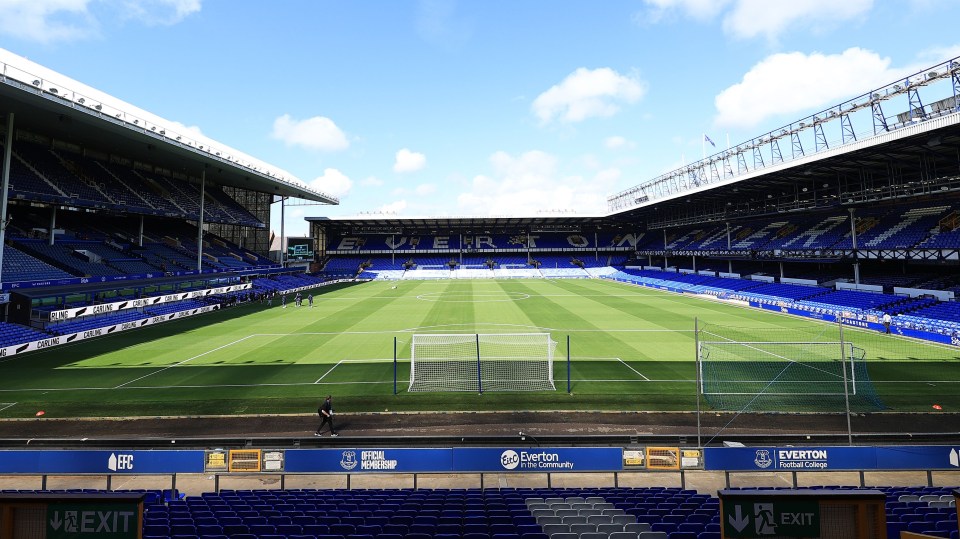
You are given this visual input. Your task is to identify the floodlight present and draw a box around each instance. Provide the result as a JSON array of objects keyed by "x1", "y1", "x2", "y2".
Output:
[
  {"x1": 95, "y1": 104, "x2": 101, "y2": 111},
  {"x1": 159, "y1": 130, "x2": 165, "y2": 135},
  {"x1": 893, "y1": 84, "x2": 902, "y2": 91},
  {"x1": 32, "y1": 80, "x2": 40, "y2": 86},
  {"x1": 49, "y1": 88, "x2": 58, "y2": 94},
  {"x1": 133, "y1": 119, "x2": 139, "y2": 125},
  {"x1": 928, "y1": 71, "x2": 939, "y2": 79},
  {"x1": 77, "y1": 98, "x2": 85, "y2": 104},
  {"x1": 871, "y1": 93, "x2": 880, "y2": 99},
  {"x1": 176, "y1": 136, "x2": 181, "y2": 141},
  {"x1": 150, "y1": 126, "x2": 156, "y2": 131}
]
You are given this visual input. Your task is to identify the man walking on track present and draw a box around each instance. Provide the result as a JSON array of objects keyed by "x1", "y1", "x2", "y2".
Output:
[{"x1": 315, "y1": 395, "x2": 338, "y2": 437}]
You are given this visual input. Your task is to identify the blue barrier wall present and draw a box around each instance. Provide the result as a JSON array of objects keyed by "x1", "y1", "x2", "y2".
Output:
[
  {"x1": 284, "y1": 447, "x2": 622, "y2": 473},
  {"x1": 703, "y1": 446, "x2": 960, "y2": 471},
  {"x1": 0, "y1": 446, "x2": 957, "y2": 474}
]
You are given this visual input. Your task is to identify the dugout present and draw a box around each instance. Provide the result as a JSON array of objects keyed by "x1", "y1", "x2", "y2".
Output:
[{"x1": 0, "y1": 492, "x2": 145, "y2": 539}]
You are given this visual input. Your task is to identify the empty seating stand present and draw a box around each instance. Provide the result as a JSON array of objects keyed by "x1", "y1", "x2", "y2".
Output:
[{"x1": 0, "y1": 485, "x2": 955, "y2": 539}]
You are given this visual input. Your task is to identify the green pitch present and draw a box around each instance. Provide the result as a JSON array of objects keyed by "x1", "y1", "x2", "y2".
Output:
[{"x1": 1, "y1": 279, "x2": 958, "y2": 418}]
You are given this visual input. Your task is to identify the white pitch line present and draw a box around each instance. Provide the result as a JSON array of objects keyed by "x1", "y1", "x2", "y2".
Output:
[
  {"x1": 606, "y1": 279, "x2": 960, "y2": 354},
  {"x1": 0, "y1": 381, "x2": 397, "y2": 393},
  {"x1": 616, "y1": 357, "x2": 650, "y2": 381},
  {"x1": 6, "y1": 378, "x2": 957, "y2": 394},
  {"x1": 0, "y1": 402, "x2": 17, "y2": 412},
  {"x1": 112, "y1": 335, "x2": 257, "y2": 389},
  {"x1": 315, "y1": 360, "x2": 343, "y2": 384}
]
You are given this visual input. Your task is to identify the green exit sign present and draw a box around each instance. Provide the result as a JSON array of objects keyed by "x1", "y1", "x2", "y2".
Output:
[
  {"x1": 723, "y1": 500, "x2": 820, "y2": 538},
  {"x1": 47, "y1": 503, "x2": 139, "y2": 539}
]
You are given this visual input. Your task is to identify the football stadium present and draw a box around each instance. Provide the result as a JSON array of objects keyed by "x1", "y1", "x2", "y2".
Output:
[{"x1": 3, "y1": 15, "x2": 960, "y2": 539}]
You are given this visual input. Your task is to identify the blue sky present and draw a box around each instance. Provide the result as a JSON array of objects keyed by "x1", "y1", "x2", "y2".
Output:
[{"x1": 1, "y1": 0, "x2": 959, "y2": 236}]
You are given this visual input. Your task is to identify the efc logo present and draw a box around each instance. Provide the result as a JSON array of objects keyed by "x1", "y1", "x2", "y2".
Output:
[
  {"x1": 107, "y1": 453, "x2": 134, "y2": 471},
  {"x1": 754, "y1": 450, "x2": 773, "y2": 469},
  {"x1": 340, "y1": 451, "x2": 358, "y2": 470}
]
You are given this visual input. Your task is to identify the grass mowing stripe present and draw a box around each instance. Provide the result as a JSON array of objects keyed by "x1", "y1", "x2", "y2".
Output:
[
  {"x1": 112, "y1": 334, "x2": 258, "y2": 389},
  {"x1": 0, "y1": 278, "x2": 957, "y2": 418}
]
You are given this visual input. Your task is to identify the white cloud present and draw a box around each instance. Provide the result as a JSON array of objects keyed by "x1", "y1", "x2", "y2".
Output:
[
  {"x1": 393, "y1": 148, "x2": 427, "y2": 173},
  {"x1": 118, "y1": 0, "x2": 201, "y2": 26},
  {"x1": 415, "y1": 0, "x2": 471, "y2": 50},
  {"x1": 642, "y1": 0, "x2": 730, "y2": 23},
  {"x1": 641, "y1": 0, "x2": 872, "y2": 40},
  {"x1": 0, "y1": 0, "x2": 202, "y2": 43},
  {"x1": 456, "y1": 150, "x2": 619, "y2": 216},
  {"x1": 360, "y1": 176, "x2": 384, "y2": 187},
  {"x1": 915, "y1": 44, "x2": 960, "y2": 66},
  {"x1": 414, "y1": 183, "x2": 436, "y2": 196},
  {"x1": 168, "y1": 120, "x2": 204, "y2": 138},
  {"x1": 605, "y1": 136, "x2": 635, "y2": 150},
  {"x1": 723, "y1": 0, "x2": 872, "y2": 40},
  {"x1": 714, "y1": 47, "x2": 912, "y2": 129},
  {"x1": 375, "y1": 200, "x2": 408, "y2": 214},
  {"x1": 309, "y1": 168, "x2": 352, "y2": 197},
  {"x1": 271, "y1": 114, "x2": 349, "y2": 152},
  {"x1": 532, "y1": 68, "x2": 646, "y2": 125},
  {"x1": 0, "y1": 0, "x2": 97, "y2": 43}
]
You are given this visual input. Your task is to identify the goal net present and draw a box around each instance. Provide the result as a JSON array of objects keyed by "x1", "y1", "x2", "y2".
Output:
[
  {"x1": 699, "y1": 336, "x2": 884, "y2": 412},
  {"x1": 408, "y1": 333, "x2": 557, "y2": 392}
]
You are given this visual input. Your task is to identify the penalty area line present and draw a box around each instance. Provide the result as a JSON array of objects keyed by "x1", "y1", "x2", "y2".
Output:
[
  {"x1": 112, "y1": 335, "x2": 258, "y2": 390},
  {"x1": 616, "y1": 357, "x2": 650, "y2": 381},
  {"x1": 0, "y1": 402, "x2": 17, "y2": 413},
  {"x1": 315, "y1": 360, "x2": 343, "y2": 384}
]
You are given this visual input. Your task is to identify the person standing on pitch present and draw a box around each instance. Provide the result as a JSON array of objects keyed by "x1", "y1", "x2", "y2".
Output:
[
  {"x1": 882, "y1": 312, "x2": 892, "y2": 334},
  {"x1": 315, "y1": 395, "x2": 338, "y2": 436},
  {"x1": 308, "y1": 293, "x2": 313, "y2": 307}
]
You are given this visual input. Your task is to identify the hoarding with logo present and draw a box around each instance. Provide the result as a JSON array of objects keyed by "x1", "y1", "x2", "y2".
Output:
[{"x1": 704, "y1": 446, "x2": 960, "y2": 471}]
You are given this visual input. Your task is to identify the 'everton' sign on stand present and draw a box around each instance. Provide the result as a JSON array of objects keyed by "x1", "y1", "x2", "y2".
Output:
[
  {"x1": 704, "y1": 445, "x2": 960, "y2": 471},
  {"x1": 453, "y1": 447, "x2": 623, "y2": 472},
  {"x1": 284, "y1": 447, "x2": 624, "y2": 473}
]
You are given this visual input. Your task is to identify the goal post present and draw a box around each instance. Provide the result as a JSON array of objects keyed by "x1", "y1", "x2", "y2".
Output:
[
  {"x1": 408, "y1": 333, "x2": 557, "y2": 392},
  {"x1": 697, "y1": 337, "x2": 882, "y2": 412}
]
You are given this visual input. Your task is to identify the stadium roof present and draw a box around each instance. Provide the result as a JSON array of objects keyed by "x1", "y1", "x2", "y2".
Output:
[
  {"x1": 606, "y1": 56, "x2": 960, "y2": 226},
  {"x1": 306, "y1": 214, "x2": 627, "y2": 232},
  {"x1": 0, "y1": 48, "x2": 336, "y2": 204}
]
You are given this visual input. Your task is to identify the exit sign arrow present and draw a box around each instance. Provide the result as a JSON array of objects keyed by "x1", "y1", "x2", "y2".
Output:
[
  {"x1": 49, "y1": 512, "x2": 62, "y2": 531},
  {"x1": 729, "y1": 505, "x2": 749, "y2": 532}
]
